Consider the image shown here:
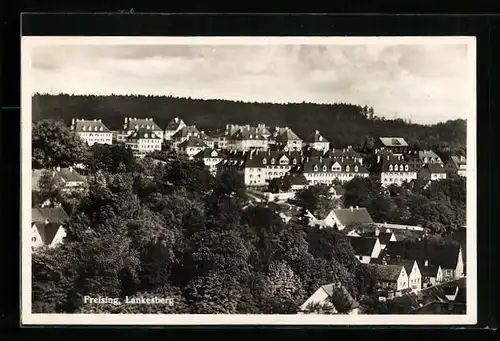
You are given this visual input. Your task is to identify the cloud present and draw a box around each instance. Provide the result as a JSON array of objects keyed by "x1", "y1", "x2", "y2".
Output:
[{"x1": 29, "y1": 43, "x2": 471, "y2": 124}]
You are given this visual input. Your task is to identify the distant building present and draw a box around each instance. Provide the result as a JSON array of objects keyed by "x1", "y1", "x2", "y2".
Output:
[
  {"x1": 71, "y1": 119, "x2": 113, "y2": 146},
  {"x1": 349, "y1": 237, "x2": 382, "y2": 263},
  {"x1": 125, "y1": 128, "x2": 163, "y2": 156},
  {"x1": 383, "y1": 259, "x2": 422, "y2": 292},
  {"x1": 299, "y1": 283, "x2": 360, "y2": 315},
  {"x1": 374, "y1": 152, "x2": 417, "y2": 187},
  {"x1": 301, "y1": 156, "x2": 369, "y2": 186},
  {"x1": 178, "y1": 137, "x2": 208, "y2": 158},
  {"x1": 31, "y1": 207, "x2": 69, "y2": 248},
  {"x1": 361, "y1": 228, "x2": 397, "y2": 249},
  {"x1": 419, "y1": 263, "x2": 444, "y2": 287},
  {"x1": 193, "y1": 148, "x2": 224, "y2": 176},
  {"x1": 121, "y1": 117, "x2": 164, "y2": 140},
  {"x1": 226, "y1": 127, "x2": 268, "y2": 152},
  {"x1": 445, "y1": 155, "x2": 467, "y2": 177},
  {"x1": 164, "y1": 117, "x2": 187, "y2": 141},
  {"x1": 171, "y1": 125, "x2": 202, "y2": 148},
  {"x1": 325, "y1": 146, "x2": 364, "y2": 165},
  {"x1": 369, "y1": 263, "x2": 409, "y2": 292},
  {"x1": 417, "y1": 163, "x2": 447, "y2": 182},
  {"x1": 330, "y1": 206, "x2": 374, "y2": 230},
  {"x1": 33, "y1": 167, "x2": 87, "y2": 194},
  {"x1": 304, "y1": 130, "x2": 330, "y2": 152},
  {"x1": 271, "y1": 127, "x2": 303, "y2": 151},
  {"x1": 375, "y1": 137, "x2": 409, "y2": 156},
  {"x1": 406, "y1": 150, "x2": 444, "y2": 171}
]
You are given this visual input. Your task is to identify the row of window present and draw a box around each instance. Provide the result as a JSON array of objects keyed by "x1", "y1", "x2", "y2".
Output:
[
  {"x1": 80, "y1": 126, "x2": 105, "y2": 132},
  {"x1": 80, "y1": 132, "x2": 112, "y2": 137},
  {"x1": 313, "y1": 165, "x2": 359, "y2": 172},
  {"x1": 262, "y1": 158, "x2": 298, "y2": 165},
  {"x1": 388, "y1": 164, "x2": 409, "y2": 172}
]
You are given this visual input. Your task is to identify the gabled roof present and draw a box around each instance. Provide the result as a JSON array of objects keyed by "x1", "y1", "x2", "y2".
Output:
[
  {"x1": 384, "y1": 259, "x2": 416, "y2": 275},
  {"x1": 349, "y1": 236, "x2": 378, "y2": 257},
  {"x1": 193, "y1": 148, "x2": 225, "y2": 159},
  {"x1": 385, "y1": 240, "x2": 462, "y2": 270},
  {"x1": 56, "y1": 167, "x2": 86, "y2": 183},
  {"x1": 375, "y1": 152, "x2": 411, "y2": 172},
  {"x1": 229, "y1": 129, "x2": 267, "y2": 141},
  {"x1": 305, "y1": 130, "x2": 329, "y2": 143},
  {"x1": 419, "y1": 264, "x2": 440, "y2": 277},
  {"x1": 178, "y1": 136, "x2": 208, "y2": 148},
  {"x1": 362, "y1": 231, "x2": 395, "y2": 245},
  {"x1": 449, "y1": 155, "x2": 467, "y2": 167},
  {"x1": 124, "y1": 118, "x2": 162, "y2": 131},
  {"x1": 126, "y1": 127, "x2": 162, "y2": 140},
  {"x1": 274, "y1": 128, "x2": 302, "y2": 142},
  {"x1": 165, "y1": 117, "x2": 186, "y2": 131},
  {"x1": 32, "y1": 207, "x2": 69, "y2": 224},
  {"x1": 368, "y1": 263, "x2": 404, "y2": 282},
  {"x1": 379, "y1": 137, "x2": 409, "y2": 147},
  {"x1": 302, "y1": 156, "x2": 368, "y2": 174},
  {"x1": 417, "y1": 150, "x2": 442, "y2": 162},
  {"x1": 288, "y1": 174, "x2": 308, "y2": 186},
  {"x1": 72, "y1": 119, "x2": 111, "y2": 133},
  {"x1": 332, "y1": 207, "x2": 374, "y2": 226},
  {"x1": 172, "y1": 125, "x2": 201, "y2": 139},
  {"x1": 422, "y1": 163, "x2": 446, "y2": 174},
  {"x1": 325, "y1": 148, "x2": 362, "y2": 159}
]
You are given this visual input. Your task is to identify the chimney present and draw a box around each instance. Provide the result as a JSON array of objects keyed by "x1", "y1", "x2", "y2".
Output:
[
  {"x1": 424, "y1": 260, "x2": 429, "y2": 267},
  {"x1": 355, "y1": 206, "x2": 359, "y2": 209},
  {"x1": 375, "y1": 227, "x2": 380, "y2": 236},
  {"x1": 71, "y1": 118, "x2": 75, "y2": 125},
  {"x1": 384, "y1": 222, "x2": 387, "y2": 227},
  {"x1": 56, "y1": 166, "x2": 61, "y2": 172},
  {"x1": 349, "y1": 206, "x2": 353, "y2": 212},
  {"x1": 319, "y1": 155, "x2": 323, "y2": 163},
  {"x1": 387, "y1": 155, "x2": 390, "y2": 160},
  {"x1": 125, "y1": 117, "x2": 128, "y2": 123}
]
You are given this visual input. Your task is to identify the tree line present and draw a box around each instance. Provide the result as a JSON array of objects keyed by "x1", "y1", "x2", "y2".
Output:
[{"x1": 32, "y1": 94, "x2": 466, "y2": 155}]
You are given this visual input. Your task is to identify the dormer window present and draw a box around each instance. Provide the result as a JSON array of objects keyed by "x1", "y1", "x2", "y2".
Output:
[
  {"x1": 147, "y1": 125, "x2": 150, "y2": 129},
  {"x1": 319, "y1": 136, "x2": 323, "y2": 141},
  {"x1": 345, "y1": 165, "x2": 350, "y2": 172},
  {"x1": 404, "y1": 164, "x2": 409, "y2": 171},
  {"x1": 354, "y1": 165, "x2": 358, "y2": 172},
  {"x1": 135, "y1": 125, "x2": 139, "y2": 129},
  {"x1": 141, "y1": 125, "x2": 144, "y2": 128},
  {"x1": 271, "y1": 158, "x2": 275, "y2": 164},
  {"x1": 100, "y1": 127, "x2": 104, "y2": 131},
  {"x1": 389, "y1": 165, "x2": 393, "y2": 171},
  {"x1": 145, "y1": 133, "x2": 149, "y2": 138},
  {"x1": 249, "y1": 134, "x2": 253, "y2": 139},
  {"x1": 94, "y1": 126, "x2": 98, "y2": 131},
  {"x1": 292, "y1": 158, "x2": 297, "y2": 165},
  {"x1": 322, "y1": 165, "x2": 327, "y2": 172},
  {"x1": 313, "y1": 165, "x2": 319, "y2": 172},
  {"x1": 262, "y1": 158, "x2": 267, "y2": 165},
  {"x1": 82, "y1": 126, "x2": 86, "y2": 131}
]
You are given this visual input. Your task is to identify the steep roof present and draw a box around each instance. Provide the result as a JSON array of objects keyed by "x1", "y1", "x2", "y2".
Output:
[
  {"x1": 332, "y1": 207, "x2": 374, "y2": 226},
  {"x1": 229, "y1": 128, "x2": 267, "y2": 141},
  {"x1": 165, "y1": 117, "x2": 186, "y2": 131},
  {"x1": 193, "y1": 148, "x2": 225, "y2": 159},
  {"x1": 369, "y1": 264, "x2": 404, "y2": 282},
  {"x1": 384, "y1": 259, "x2": 416, "y2": 275},
  {"x1": 362, "y1": 231, "x2": 395, "y2": 245},
  {"x1": 220, "y1": 150, "x2": 303, "y2": 169},
  {"x1": 385, "y1": 240, "x2": 462, "y2": 270},
  {"x1": 378, "y1": 137, "x2": 409, "y2": 147},
  {"x1": 349, "y1": 236, "x2": 378, "y2": 256},
  {"x1": 56, "y1": 167, "x2": 86, "y2": 183},
  {"x1": 376, "y1": 153, "x2": 411, "y2": 172},
  {"x1": 419, "y1": 264, "x2": 440, "y2": 277},
  {"x1": 172, "y1": 125, "x2": 201, "y2": 139},
  {"x1": 126, "y1": 127, "x2": 162, "y2": 140},
  {"x1": 32, "y1": 207, "x2": 69, "y2": 224},
  {"x1": 301, "y1": 156, "x2": 368, "y2": 174},
  {"x1": 124, "y1": 118, "x2": 162, "y2": 131},
  {"x1": 423, "y1": 163, "x2": 446, "y2": 174},
  {"x1": 178, "y1": 136, "x2": 208, "y2": 148},
  {"x1": 72, "y1": 119, "x2": 111, "y2": 133},
  {"x1": 449, "y1": 155, "x2": 467, "y2": 167},
  {"x1": 418, "y1": 150, "x2": 442, "y2": 162},
  {"x1": 274, "y1": 128, "x2": 302, "y2": 142},
  {"x1": 305, "y1": 130, "x2": 329, "y2": 143}
]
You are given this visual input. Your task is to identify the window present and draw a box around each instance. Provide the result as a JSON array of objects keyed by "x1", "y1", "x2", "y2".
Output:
[
  {"x1": 313, "y1": 165, "x2": 318, "y2": 171},
  {"x1": 354, "y1": 165, "x2": 358, "y2": 172},
  {"x1": 271, "y1": 158, "x2": 275, "y2": 164},
  {"x1": 292, "y1": 158, "x2": 297, "y2": 165},
  {"x1": 405, "y1": 164, "x2": 409, "y2": 171},
  {"x1": 32, "y1": 237, "x2": 37, "y2": 242},
  {"x1": 389, "y1": 165, "x2": 393, "y2": 171},
  {"x1": 345, "y1": 165, "x2": 350, "y2": 172},
  {"x1": 322, "y1": 165, "x2": 327, "y2": 172}
]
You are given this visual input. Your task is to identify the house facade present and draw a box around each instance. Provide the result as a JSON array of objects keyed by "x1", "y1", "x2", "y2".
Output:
[
  {"x1": 71, "y1": 119, "x2": 113, "y2": 146},
  {"x1": 31, "y1": 207, "x2": 69, "y2": 248},
  {"x1": 226, "y1": 128, "x2": 268, "y2": 151},
  {"x1": 170, "y1": 125, "x2": 203, "y2": 149},
  {"x1": 370, "y1": 264, "x2": 409, "y2": 292},
  {"x1": 325, "y1": 147, "x2": 364, "y2": 165},
  {"x1": 420, "y1": 263, "x2": 444, "y2": 287},
  {"x1": 272, "y1": 127, "x2": 303, "y2": 151},
  {"x1": 121, "y1": 117, "x2": 164, "y2": 140},
  {"x1": 349, "y1": 237, "x2": 382, "y2": 263},
  {"x1": 445, "y1": 155, "x2": 467, "y2": 177},
  {"x1": 194, "y1": 148, "x2": 224, "y2": 176},
  {"x1": 304, "y1": 130, "x2": 330, "y2": 152},
  {"x1": 376, "y1": 152, "x2": 417, "y2": 187},
  {"x1": 301, "y1": 156, "x2": 369, "y2": 186},
  {"x1": 178, "y1": 137, "x2": 208, "y2": 158},
  {"x1": 125, "y1": 128, "x2": 163, "y2": 156},
  {"x1": 417, "y1": 163, "x2": 447, "y2": 182}
]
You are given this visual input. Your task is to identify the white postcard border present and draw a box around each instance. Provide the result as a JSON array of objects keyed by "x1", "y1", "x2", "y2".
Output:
[{"x1": 21, "y1": 36, "x2": 477, "y2": 325}]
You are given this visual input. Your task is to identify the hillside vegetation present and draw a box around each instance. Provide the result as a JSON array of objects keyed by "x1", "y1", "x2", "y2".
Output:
[{"x1": 32, "y1": 94, "x2": 467, "y2": 155}]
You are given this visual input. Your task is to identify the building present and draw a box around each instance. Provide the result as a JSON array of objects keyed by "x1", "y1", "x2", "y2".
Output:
[
  {"x1": 272, "y1": 127, "x2": 303, "y2": 151},
  {"x1": 288, "y1": 174, "x2": 309, "y2": 192},
  {"x1": 31, "y1": 207, "x2": 69, "y2": 248},
  {"x1": 419, "y1": 263, "x2": 443, "y2": 287},
  {"x1": 121, "y1": 117, "x2": 164, "y2": 140},
  {"x1": 349, "y1": 237, "x2": 382, "y2": 263},
  {"x1": 177, "y1": 137, "x2": 208, "y2": 158},
  {"x1": 304, "y1": 130, "x2": 330, "y2": 152},
  {"x1": 299, "y1": 283, "x2": 360, "y2": 315},
  {"x1": 362, "y1": 228, "x2": 397, "y2": 249},
  {"x1": 164, "y1": 117, "x2": 187, "y2": 141},
  {"x1": 369, "y1": 263, "x2": 409, "y2": 292},
  {"x1": 384, "y1": 259, "x2": 422, "y2": 292},
  {"x1": 325, "y1": 147, "x2": 364, "y2": 165},
  {"x1": 193, "y1": 148, "x2": 224, "y2": 176},
  {"x1": 226, "y1": 127, "x2": 268, "y2": 151},
  {"x1": 406, "y1": 150, "x2": 444, "y2": 171},
  {"x1": 32, "y1": 167, "x2": 87, "y2": 194},
  {"x1": 124, "y1": 128, "x2": 163, "y2": 156},
  {"x1": 417, "y1": 163, "x2": 447, "y2": 182},
  {"x1": 301, "y1": 156, "x2": 369, "y2": 186},
  {"x1": 384, "y1": 241, "x2": 464, "y2": 281},
  {"x1": 375, "y1": 137, "x2": 409, "y2": 156},
  {"x1": 217, "y1": 150, "x2": 303, "y2": 187},
  {"x1": 374, "y1": 152, "x2": 417, "y2": 187},
  {"x1": 445, "y1": 155, "x2": 467, "y2": 177},
  {"x1": 330, "y1": 207, "x2": 374, "y2": 231},
  {"x1": 71, "y1": 119, "x2": 113, "y2": 146},
  {"x1": 171, "y1": 125, "x2": 202, "y2": 148}
]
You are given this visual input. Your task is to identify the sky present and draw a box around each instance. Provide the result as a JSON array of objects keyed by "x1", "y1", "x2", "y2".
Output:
[{"x1": 30, "y1": 43, "x2": 472, "y2": 124}]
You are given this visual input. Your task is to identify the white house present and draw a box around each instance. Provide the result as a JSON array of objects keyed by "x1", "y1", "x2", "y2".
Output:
[
  {"x1": 122, "y1": 117, "x2": 164, "y2": 140},
  {"x1": 164, "y1": 117, "x2": 187, "y2": 141},
  {"x1": 369, "y1": 264, "x2": 409, "y2": 292},
  {"x1": 193, "y1": 148, "x2": 225, "y2": 176},
  {"x1": 302, "y1": 156, "x2": 369, "y2": 186},
  {"x1": 71, "y1": 119, "x2": 113, "y2": 146},
  {"x1": 177, "y1": 137, "x2": 208, "y2": 158},
  {"x1": 273, "y1": 127, "x2": 303, "y2": 151},
  {"x1": 31, "y1": 207, "x2": 69, "y2": 248},
  {"x1": 445, "y1": 155, "x2": 467, "y2": 177},
  {"x1": 417, "y1": 163, "x2": 447, "y2": 182},
  {"x1": 304, "y1": 130, "x2": 330, "y2": 152},
  {"x1": 330, "y1": 207, "x2": 374, "y2": 231},
  {"x1": 384, "y1": 259, "x2": 422, "y2": 292},
  {"x1": 349, "y1": 237, "x2": 382, "y2": 263},
  {"x1": 376, "y1": 152, "x2": 417, "y2": 187},
  {"x1": 299, "y1": 283, "x2": 360, "y2": 315},
  {"x1": 375, "y1": 137, "x2": 409, "y2": 156},
  {"x1": 226, "y1": 127, "x2": 268, "y2": 151},
  {"x1": 420, "y1": 263, "x2": 444, "y2": 287},
  {"x1": 125, "y1": 128, "x2": 163, "y2": 156}
]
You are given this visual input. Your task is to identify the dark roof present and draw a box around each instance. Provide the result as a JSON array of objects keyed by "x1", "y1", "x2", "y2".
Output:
[
  {"x1": 219, "y1": 150, "x2": 303, "y2": 169},
  {"x1": 450, "y1": 156, "x2": 467, "y2": 167},
  {"x1": 417, "y1": 150, "x2": 443, "y2": 163},
  {"x1": 274, "y1": 128, "x2": 302, "y2": 142},
  {"x1": 410, "y1": 301, "x2": 466, "y2": 314},
  {"x1": 126, "y1": 127, "x2": 162, "y2": 140},
  {"x1": 288, "y1": 174, "x2": 308, "y2": 186},
  {"x1": 57, "y1": 167, "x2": 86, "y2": 183},
  {"x1": 349, "y1": 236, "x2": 378, "y2": 257},
  {"x1": 72, "y1": 119, "x2": 111, "y2": 133},
  {"x1": 362, "y1": 231, "x2": 395, "y2": 245},
  {"x1": 385, "y1": 240, "x2": 462, "y2": 270},
  {"x1": 325, "y1": 148, "x2": 362, "y2": 159},
  {"x1": 193, "y1": 148, "x2": 225, "y2": 159},
  {"x1": 32, "y1": 207, "x2": 69, "y2": 224},
  {"x1": 320, "y1": 283, "x2": 359, "y2": 310},
  {"x1": 419, "y1": 264, "x2": 440, "y2": 277},
  {"x1": 172, "y1": 125, "x2": 201, "y2": 139},
  {"x1": 333, "y1": 207, "x2": 374, "y2": 226},
  {"x1": 301, "y1": 156, "x2": 368, "y2": 174},
  {"x1": 229, "y1": 129, "x2": 267, "y2": 141},
  {"x1": 375, "y1": 153, "x2": 412, "y2": 173},
  {"x1": 378, "y1": 137, "x2": 409, "y2": 147},
  {"x1": 124, "y1": 118, "x2": 162, "y2": 131},
  {"x1": 305, "y1": 130, "x2": 329, "y2": 143},
  {"x1": 423, "y1": 163, "x2": 446, "y2": 174},
  {"x1": 368, "y1": 263, "x2": 404, "y2": 282},
  {"x1": 384, "y1": 259, "x2": 416, "y2": 275},
  {"x1": 178, "y1": 136, "x2": 208, "y2": 148},
  {"x1": 165, "y1": 117, "x2": 185, "y2": 130}
]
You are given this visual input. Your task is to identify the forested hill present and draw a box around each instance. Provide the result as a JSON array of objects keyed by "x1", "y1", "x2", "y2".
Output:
[{"x1": 32, "y1": 94, "x2": 466, "y2": 152}]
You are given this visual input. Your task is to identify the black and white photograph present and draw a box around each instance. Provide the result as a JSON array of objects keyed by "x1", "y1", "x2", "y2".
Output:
[{"x1": 21, "y1": 36, "x2": 476, "y2": 325}]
